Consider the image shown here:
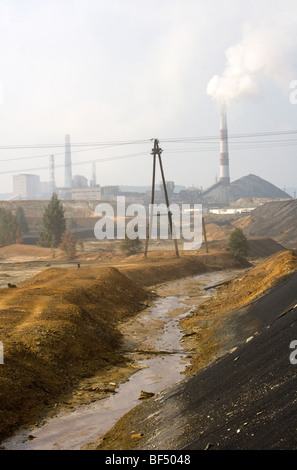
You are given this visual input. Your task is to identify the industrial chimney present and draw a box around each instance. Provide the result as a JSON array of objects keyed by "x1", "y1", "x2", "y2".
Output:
[
  {"x1": 64, "y1": 134, "x2": 72, "y2": 188},
  {"x1": 219, "y1": 103, "x2": 230, "y2": 186},
  {"x1": 49, "y1": 154, "x2": 56, "y2": 195}
]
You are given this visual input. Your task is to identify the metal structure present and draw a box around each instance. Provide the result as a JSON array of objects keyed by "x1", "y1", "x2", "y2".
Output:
[
  {"x1": 219, "y1": 103, "x2": 230, "y2": 185},
  {"x1": 90, "y1": 161, "x2": 96, "y2": 187},
  {"x1": 64, "y1": 134, "x2": 72, "y2": 188},
  {"x1": 144, "y1": 139, "x2": 179, "y2": 258}
]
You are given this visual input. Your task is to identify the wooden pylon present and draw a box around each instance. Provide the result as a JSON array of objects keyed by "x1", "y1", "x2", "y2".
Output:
[{"x1": 144, "y1": 139, "x2": 179, "y2": 258}]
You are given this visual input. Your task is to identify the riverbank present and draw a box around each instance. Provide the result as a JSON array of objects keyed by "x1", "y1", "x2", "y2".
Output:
[
  {"x1": 0, "y1": 250, "x2": 247, "y2": 445},
  {"x1": 4, "y1": 270, "x2": 240, "y2": 449},
  {"x1": 94, "y1": 249, "x2": 297, "y2": 450}
]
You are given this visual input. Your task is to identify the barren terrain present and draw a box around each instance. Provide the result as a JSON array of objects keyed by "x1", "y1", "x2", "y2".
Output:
[
  {"x1": 0, "y1": 235, "x2": 294, "y2": 448},
  {"x1": 95, "y1": 249, "x2": 297, "y2": 450},
  {"x1": 0, "y1": 242, "x2": 249, "y2": 444}
]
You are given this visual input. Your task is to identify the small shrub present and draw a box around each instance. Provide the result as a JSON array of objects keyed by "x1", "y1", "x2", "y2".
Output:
[
  {"x1": 120, "y1": 234, "x2": 143, "y2": 256},
  {"x1": 228, "y1": 228, "x2": 248, "y2": 259}
]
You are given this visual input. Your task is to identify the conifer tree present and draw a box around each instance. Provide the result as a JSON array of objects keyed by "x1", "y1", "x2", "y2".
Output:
[
  {"x1": 15, "y1": 206, "x2": 29, "y2": 235},
  {"x1": 0, "y1": 208, "x2": 18, "y2": 245},
  {"x1": 39, "y1": 193, "x2": 66, "y2": 248}
]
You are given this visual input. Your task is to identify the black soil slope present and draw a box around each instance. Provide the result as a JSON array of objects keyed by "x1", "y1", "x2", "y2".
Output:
[
  {"x1": 97, "y1": 272, "x2": 297, "y2": 450},
  {"x1": 245, "y1": 199, "x2": 297, "y2": 248}
]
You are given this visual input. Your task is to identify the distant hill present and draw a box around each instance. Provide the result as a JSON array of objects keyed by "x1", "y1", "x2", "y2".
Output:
[
  {"x1": 202, "y1": 174, "x2": 291, "y2": 205},
  {"x1": 243, "y1": 199, "x2": 297, "y2": 248}
]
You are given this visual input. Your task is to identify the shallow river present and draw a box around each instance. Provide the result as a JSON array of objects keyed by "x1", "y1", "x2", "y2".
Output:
[{"x1": 3, "y1": 269, "x2": 239, "y2": 450}]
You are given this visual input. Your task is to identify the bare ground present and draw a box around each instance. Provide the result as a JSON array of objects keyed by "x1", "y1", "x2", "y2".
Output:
[
  {"x1": 94, "y1": 249, "x2": 297, "y2": 450},
  {"x1": 0, "y1": 245, "x2": 248, "y2": 444}
]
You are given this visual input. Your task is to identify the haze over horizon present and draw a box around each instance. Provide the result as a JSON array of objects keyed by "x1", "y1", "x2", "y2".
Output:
[{"x1": 0, "y1": 0, "x2": 297, "y2": 195}]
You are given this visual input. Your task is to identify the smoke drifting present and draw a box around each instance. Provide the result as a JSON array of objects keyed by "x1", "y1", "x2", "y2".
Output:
[{"x1": 207, "y1": 24, "x2": 295, "y2": 104}]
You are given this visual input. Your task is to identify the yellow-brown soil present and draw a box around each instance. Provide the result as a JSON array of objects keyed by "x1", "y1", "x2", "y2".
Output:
[
  {"x1": 181, "y1": 249, "x2": 297, "y2": 374},
  {"x1": 0, "y1": 244, "x2": 65, "y2": 261},
  {"x1": 94, "y1": 249, "x2": 297, "y2": 451},
  {"x1": 0, "y1": 249, "x2": 246, "y2": 444}
]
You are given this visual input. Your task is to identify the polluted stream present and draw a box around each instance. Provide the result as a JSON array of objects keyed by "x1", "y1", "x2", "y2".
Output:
[{"x1": 3, "y1": 269, "x2": 240, "y2": 450}]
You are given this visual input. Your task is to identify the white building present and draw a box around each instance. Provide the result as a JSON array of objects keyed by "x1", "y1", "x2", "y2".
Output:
[
  {"x1": 71, "y1": 187, "x2": 101, "y2": 200},
  {"x1": 13, "y1": 174, "x2": 40, "y2": 199}
]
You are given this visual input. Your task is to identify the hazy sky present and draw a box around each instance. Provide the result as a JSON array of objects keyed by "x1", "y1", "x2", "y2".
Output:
[{"x1": 0, "y1": 0, "x2": 297, "y2": 194}]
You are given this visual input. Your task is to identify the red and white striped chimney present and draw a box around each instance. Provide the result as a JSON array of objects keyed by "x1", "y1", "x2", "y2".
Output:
[{"x1": 219, "y1": 103, "x2": 230, "y2": 185}]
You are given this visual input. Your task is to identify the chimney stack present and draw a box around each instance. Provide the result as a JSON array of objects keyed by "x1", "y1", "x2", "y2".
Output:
[
  {"x1": 64, "y1": 134, "x2": 72, "y2": 188},
  {"x1": 219, "y1": 103, "x2": 230, "y2": 185},
  {"x1": 49, "y1": 154, "x2": 56, "y2": 195}
]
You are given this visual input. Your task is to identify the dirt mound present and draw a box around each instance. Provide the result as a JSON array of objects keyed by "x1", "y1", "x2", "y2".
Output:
[
  {"x1": 181, "y1": 249, "x2": 297, "y2": 374},
  {"x1": 247, "y1": 237, "x2": 286, "y2": 258},
  {"x1": 0, "y1": 250, "x2": 249, "y2": 443},
  {"x1": 117, "y1": 251, "x2": 249, "y2": 286},
  {"x1": 203, "y1": 222, "x2": 233, "y2": 241},
  {"x1": 97, "y1": 279, "x2": 297, "y2": 450},
  {"x1": 0, "y1": 244, "x2": 65, "y2": 262},
  {"x1": 95, "y1": 249, "x2": 297, "y2": 451},
  {"x1": 0, "y1": 265, "x2": 149, "y2": 442},
  {"x1": 243, "y1": 199, "x2": 297, "y2": 248},
  {"x1": 203, "y1": 174, "x2": 290, "y2": 204}
]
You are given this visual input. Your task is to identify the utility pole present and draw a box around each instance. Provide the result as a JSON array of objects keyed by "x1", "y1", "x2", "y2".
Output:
[
  {"x1": 144, "y1": 139, "x2": 179, "y2": 258},
  {"x1": 202, "y1": 217, "x2": 209, "y2": 253}
]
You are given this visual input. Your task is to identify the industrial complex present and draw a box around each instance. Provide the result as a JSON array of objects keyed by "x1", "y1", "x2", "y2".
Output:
[{"x1": 10, "y1": 105, "x2": 292, "y2": 213}]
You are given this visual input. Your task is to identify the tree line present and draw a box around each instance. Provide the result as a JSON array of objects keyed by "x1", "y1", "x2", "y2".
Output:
[
  {"x1": 0, "y1": 193, "x2": 249, "y2": 261},
  {"x1": 0, "y1": 206, "x2": 29, "y2": 246},
  {"x1": 0, "y1": 194, "x2": 77, "y2": 259}
]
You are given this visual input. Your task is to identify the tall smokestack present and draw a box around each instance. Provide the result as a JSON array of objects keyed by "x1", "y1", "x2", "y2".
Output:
[
  {"x1": 219, "y1": 103, "x2": 230, "y2": 186},
  {"x1": 64, "y1": 134, "x2": 72, "y2": 188},
  {"x1": 49, "y1": 154, "x2": 56, "y2": 195}
]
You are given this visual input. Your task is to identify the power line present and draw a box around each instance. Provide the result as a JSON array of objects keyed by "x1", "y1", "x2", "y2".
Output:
[
  {"x1": 0, "y1": 138, "x2": 151, "y2": 150},
  {"x1": 0, "y1": 140, "x2": 151, "y2": 163},
  {"x1": 1, "y1": 129, "x2": 297, "y2": 175},
  {"x1": 0, "y1": 151, "x2": 148, "y2": 175},
  {"x1": 1, "y1": 133, "x2": 297, "y2": 164},
  {"x1": 160, "y1": 129, "x2": 297, "y2": 143},
  {"x1": 164, "y1": 139, "x2": 297, "y2": 153},
  {"x1": 0, "y1": 129, "x2": 296, "y2": 152}
]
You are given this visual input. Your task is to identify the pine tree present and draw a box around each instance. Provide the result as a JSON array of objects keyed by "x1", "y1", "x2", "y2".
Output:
[
  {"x1": 15, "y1": 206, "x2": 29, "y2": 235},
  {"x1": 0, "y1": 208, "x2": 18, "y2": 246},
  {"x1": 39, "y1": 193, "x2": 66, "y2": 248}
]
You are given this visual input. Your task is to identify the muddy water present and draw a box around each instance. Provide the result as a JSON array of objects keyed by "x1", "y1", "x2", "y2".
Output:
[{"x1": 3, "y1": 269, "x2": 240, "y2": 450}]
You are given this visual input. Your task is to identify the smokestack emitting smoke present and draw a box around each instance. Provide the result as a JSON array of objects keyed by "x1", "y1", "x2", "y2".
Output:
[
  {"x1": 206, "y1": 23, "x2": 295, "y2": 188},
  {"x1": 64, "y1": 134, "x2": 72, "y2": 188},
  {"x1": 206, "y1": 25, "x2": 293, "y2": 104},
  {"x1": 219, "y1": 103, "x2": 230, "y2": 185}
]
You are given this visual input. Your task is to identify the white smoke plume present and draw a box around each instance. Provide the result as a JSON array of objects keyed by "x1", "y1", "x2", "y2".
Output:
[{"x1": 207, "y1": 23, "x2": 295, "y2": 105}]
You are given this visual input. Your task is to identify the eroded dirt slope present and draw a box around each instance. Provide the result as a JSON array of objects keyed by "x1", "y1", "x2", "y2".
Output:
[
  {"x1": 181, "y1": 249, "x2": 297, "y2": 374},
  {"x1": 0, "y1": 265, "x2": 149, "y2": 442},
  {"x1": 95, "y1": 249, "x2": 297, "y2": 450},
  {"x1": 0, "y1": 251, "x2": 246, "y2": 443}
]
